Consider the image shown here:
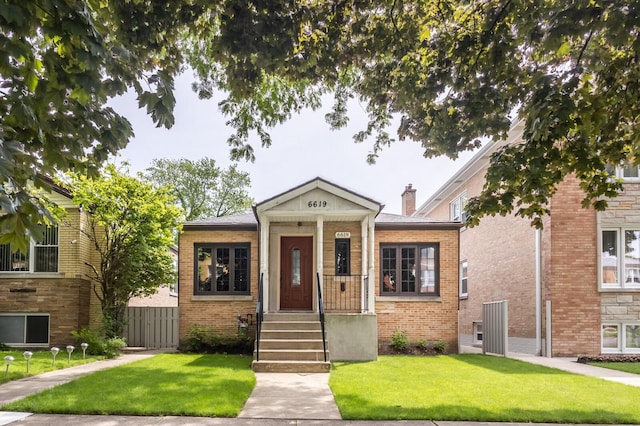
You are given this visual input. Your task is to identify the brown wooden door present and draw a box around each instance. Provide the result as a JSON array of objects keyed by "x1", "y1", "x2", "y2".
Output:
[{"x1": 280, "y1": 236, "x2": 313, "y2": 310}]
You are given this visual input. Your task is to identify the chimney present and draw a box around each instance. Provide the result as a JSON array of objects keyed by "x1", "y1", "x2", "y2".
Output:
[{"x1": 401, "y1": 184, "x2": 417, "y2": 216}]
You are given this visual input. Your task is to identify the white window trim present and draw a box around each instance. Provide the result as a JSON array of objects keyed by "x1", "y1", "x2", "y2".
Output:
[
  {"x1": 610, "y1": 162, "x2": 640, "y2": 182},
  {"x1": 459, "y1": 260, "x2": 468, "y2": 298},
  {"x1": 449, "y1": 192, "x2": 467, "y2": 223},
  {"x1": 601, "y1": 322, "x2": 640, "y2": 354},
  {"x1": 473, "y1": 321, "x2": 483, "y2": 345},
  {"x1": 0, "y1": 227, "x2": 59, "y2": 273},
  {"x1": 600, "y1": 227, "x2": 640, "y2": 290}
]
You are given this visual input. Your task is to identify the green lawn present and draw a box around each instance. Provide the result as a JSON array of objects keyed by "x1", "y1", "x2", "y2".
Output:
[
  {"x1": 0, "y1": 350, "x2": 103, "y2": 385},
  {"x1": 330, "y1": 354, "x2": 640, "y2": 424},
  {"x1": 4, "y1": 352, "x2": 640, "y2": 422},
  {"x1": 588, "y1": 362, "x2": 640, "y2": 375},
  {"x1": 1, "y1": 353, "x2": 256, "y2": 417}
]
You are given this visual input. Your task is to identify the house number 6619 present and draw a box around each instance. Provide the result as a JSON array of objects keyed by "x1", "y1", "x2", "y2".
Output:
[{"x1": 307, "y1": 201, "x2": 327, "y2": 208}]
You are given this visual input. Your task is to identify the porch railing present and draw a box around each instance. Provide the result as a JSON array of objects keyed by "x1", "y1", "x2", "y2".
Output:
[
  {"x1": 316, "y1": 272, "x2": 327, "y2": 362},
  {"x1": 255, "y1": 273, "x2": 264, "y2": 361},
  {"x1": 322, "y1": 275, "x2": 368, "y2": 313}
]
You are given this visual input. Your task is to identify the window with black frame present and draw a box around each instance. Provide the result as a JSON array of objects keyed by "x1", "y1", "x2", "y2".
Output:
[
  {"x1": 335, "y1": 238, "x2": 350, "y2": 275},
  {"x1": 194, "y1": 243, "x2": 250, "y2": 295},
  {"x1": 380, "y1": 243, "x2": 439, "y2": 296}
]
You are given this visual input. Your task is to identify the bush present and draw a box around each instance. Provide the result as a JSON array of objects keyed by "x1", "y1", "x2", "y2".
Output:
[
  {"x1": 72, "y1": 328, "x2": 126, "y2": 359},
  {"x1": 433, "y1": 340, "x2": 447, "y2": 354},
  {"x1": 391, "y1": 329, "x2": 409, "y2": 352},
  {"x1": 104, "y1": 337, "x2": 127, "y2": 358},
  {"x1": 178, "y1": 324, "x2": 253, "y2": 355}
]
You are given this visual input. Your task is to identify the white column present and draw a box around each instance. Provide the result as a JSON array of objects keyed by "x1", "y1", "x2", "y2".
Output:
[
  {"x1": 367, "y1": 214, "x2": 376, "y2": 313},
  {"x1": 316, "y1": 216, "x2": 324, "y2": 312},
  {"x1": 260, "y1": 217, "x2": 270, "y2": 312},
  {"x1": 361, "y1": 218, "x2": 368, "y2": 313}
]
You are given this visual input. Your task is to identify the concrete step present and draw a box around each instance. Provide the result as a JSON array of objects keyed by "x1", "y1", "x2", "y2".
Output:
[
  {"x1": 263, "y1": 312, "x2": 319, "y2": 322},
  {"x1": 255, "y1": 349, "x2": 329, "y2": 361},
  {"x1": 260, "y1": 321, "x2": 321, "y2": 330},
  {"x1": 258, "y1": 339, "x2": 326, "y2": 350},
  {"x1": 260, "y1": 329, "x2": 324, "y2": 340},
  {"x1": 252, "y1": 360, "x2": 331, "y2": 373}
]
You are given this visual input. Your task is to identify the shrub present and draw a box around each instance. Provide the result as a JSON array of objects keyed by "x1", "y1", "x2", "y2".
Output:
[
  {"x1": 433, "y1": 340, "x2": 447, "y2": 354},
  {"x1": 104, "y1": 337, "x2": 127, "y2": 358},
  {"x1": 72, "y1": 328, "x2": 126, "y2": 359},
  {"x1": 179, "y1": 324, "x2": 253, "y2": 355},
  {"x1": 0, "y1": 341, "x2": 10, "y2": 350},
  {"x1": 390, "y1": 329, "x2": 409, "y2": 352}
]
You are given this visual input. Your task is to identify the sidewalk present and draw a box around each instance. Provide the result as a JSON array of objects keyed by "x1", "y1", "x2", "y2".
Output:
[{"x1": 2, "y1": 348, "x2": 640, "y2": 425}]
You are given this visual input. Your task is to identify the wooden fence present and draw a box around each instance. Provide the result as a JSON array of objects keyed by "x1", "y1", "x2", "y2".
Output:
[{"x1": 124, "y1": 307, "x2": 179, "y2": 348}]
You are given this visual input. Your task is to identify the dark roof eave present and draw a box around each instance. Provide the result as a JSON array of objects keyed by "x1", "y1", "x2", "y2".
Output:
[
  {"x1": 182, "y1": 224, "x2": 258, "y2": 232},
  {"x1": 375, "y1": 222, "x2": 463, "y2": 231}
]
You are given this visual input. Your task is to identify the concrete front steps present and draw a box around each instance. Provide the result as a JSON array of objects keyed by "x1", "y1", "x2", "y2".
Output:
[{"x1": 252, "y1": 312, "x2": 330, "y2": 373}]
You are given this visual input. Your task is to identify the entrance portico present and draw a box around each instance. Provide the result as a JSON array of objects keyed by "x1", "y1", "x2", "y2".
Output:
[{"x1": 254, "y1": 178, "x2": 381, "y2": 315}]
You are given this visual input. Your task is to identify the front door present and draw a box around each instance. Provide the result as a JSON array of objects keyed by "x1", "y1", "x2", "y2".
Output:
[{"x1": 280, "y1": 236, "x2": 313, "y2": 310}]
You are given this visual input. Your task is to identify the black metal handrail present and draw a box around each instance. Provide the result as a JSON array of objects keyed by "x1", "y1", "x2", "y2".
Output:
[
  {"x1": 316, "y1": 272, "x2": 327, "y2": 362},
  {"x1": 255, "y1": 273, "x2": 264, "y2": 361}
]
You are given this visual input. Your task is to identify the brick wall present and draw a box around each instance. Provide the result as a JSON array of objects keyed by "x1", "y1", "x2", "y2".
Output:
[
  {"x1": 374, "y1": 228, "x2": 459, "y2": 351},
  {"x1": 178, "y1": 229, "x2": 259, "y2": 340},
  {"x1": 422, "y1": 169, "x2": 538, "y2": 340},
  {"x1": 0, "y1": 277, "x2": 91, "y2": 346},
  {"x1": 547, "y1": 176, "x2": 600, "y2": 355}
]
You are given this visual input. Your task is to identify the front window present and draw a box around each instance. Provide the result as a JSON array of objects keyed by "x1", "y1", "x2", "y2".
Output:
[
  {"x1": 0, "y1": 226, "x2": 59, "y2": 273},
  {"x1": 194, "y1": 243, "x2": 250, "y2": 295},
  {"x1": 600, "y1": 228, "x2": 640, "y2": 289},
  {"x1": 380, "y1": 243, "x2": 439, "y2": 296}
]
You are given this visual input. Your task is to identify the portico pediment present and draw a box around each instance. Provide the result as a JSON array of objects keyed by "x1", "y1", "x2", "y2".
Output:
[{"x1": 255, "y1": 177, "x2": 382, "y2": 221}]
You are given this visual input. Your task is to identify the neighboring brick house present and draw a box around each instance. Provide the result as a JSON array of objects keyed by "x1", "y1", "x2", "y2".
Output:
[
  {"x1": 0, "y1": 182, "x2": 101, "y2": 347},
  {"x1": 415, "y1": 119, "x2": 640, "y2": 357},
  {"x1": 179, "y1": 177, "x2": 461, "y2": 362}
]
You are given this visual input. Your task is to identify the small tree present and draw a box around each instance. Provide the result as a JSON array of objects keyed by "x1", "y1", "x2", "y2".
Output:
[
  {"x1": 144, "y1": 158, "x2": 253, "y2": 221},
  {"x1": 63, "y1": 165, "x2": 182, "y2": 338}
]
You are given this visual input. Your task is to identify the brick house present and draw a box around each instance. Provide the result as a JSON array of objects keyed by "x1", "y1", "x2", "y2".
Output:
[
  {"x1": 415, "y1": 119, "x2": 640, "y2": 357},
  {"x1": 0, "y1": 182, "x2": 102, "y2": 347},
  {"x1": 179, "y1": 177, "x2": 460, "y2": 369}
]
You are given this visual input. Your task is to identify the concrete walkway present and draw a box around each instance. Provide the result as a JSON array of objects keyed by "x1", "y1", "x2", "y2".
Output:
[{"x1": 1, "y1": 348, "x2": 640, "y2": 425}]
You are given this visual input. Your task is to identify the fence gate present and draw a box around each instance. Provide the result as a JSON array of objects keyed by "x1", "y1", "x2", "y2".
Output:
[
  {"x1": 124, "y1": 307, "x2": 179, "y2": 348},
  {"x1": 482, "y1": 300, "x2": 508, "y2": 356}
]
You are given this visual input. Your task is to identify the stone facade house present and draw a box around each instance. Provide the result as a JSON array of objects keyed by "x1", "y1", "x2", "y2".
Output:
[
  {"x1": 415, "y1": 119, "x2": 640, "y2": 357},
  {"x1": 178, "y1": 178, "x2": 461, "y2": 370}
]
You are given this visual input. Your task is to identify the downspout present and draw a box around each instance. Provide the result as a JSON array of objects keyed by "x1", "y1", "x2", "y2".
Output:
[{"x1": 536, "y1": 228, "x2": 542, "y2": 356}]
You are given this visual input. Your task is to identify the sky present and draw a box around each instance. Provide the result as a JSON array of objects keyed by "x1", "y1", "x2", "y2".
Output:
[{"x1": 110, "y1": 72, "x2": 475, "y2": 215}]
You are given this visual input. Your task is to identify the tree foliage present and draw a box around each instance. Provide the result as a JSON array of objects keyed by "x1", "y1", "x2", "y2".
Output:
[
  {"x1": 188, "y1": 0, "x2": 640, "y2": 226},
  {"x1": 0, "y1": 0, "x2": 201, "y2": 247},
  {"x1": 62, "y1": 165, "x2": 182, "y2": 338},
  {"x1": 143, "y1": 158, "x2": 253, "y2": 221},
  {"x1": 3, "y1": 0, "x2": 640, "y2": 234}
]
